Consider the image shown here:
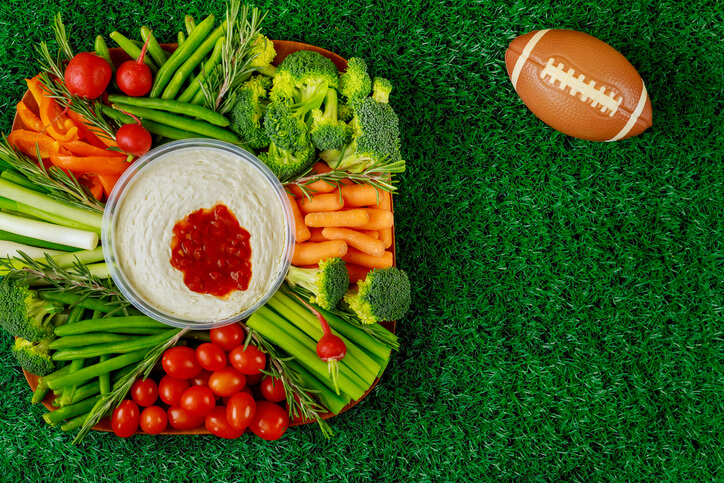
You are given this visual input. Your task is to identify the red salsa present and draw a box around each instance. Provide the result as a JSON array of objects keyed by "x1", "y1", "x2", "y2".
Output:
[{"x1": 170, "y1": 203, "x2": 252, "y2": 297}]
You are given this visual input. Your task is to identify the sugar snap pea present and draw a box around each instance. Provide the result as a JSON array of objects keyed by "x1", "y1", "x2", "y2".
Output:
[
  {"x1": 185, "y1": 15, "x2": 197, "y2": 35},
  {"x1": 109, "y1": 31, "x2": 158, "y2": 73},
  {"x1": 140, "y1": 26, "x2": 168, "y2": 66},
  {"x1": 177, "y1": 36, "x2": 225, "y2": 103},
  {"x1": 49, "y1": 332, "x2": 135, "y2": 350},
  {"x1": 47, "y1": 349, "x2": 148, "y2": 391},
  {"x1": 43, "y1": 395, "x2": 100, "y2": 426},
  {"x1": 94, "y1": 35, "x2": 115, "y2": 72},
  {"x1": 108, "y1": 94, "x2": 230, "y2": 126},
  {"x1": 52, "y1": 329, "x2": 181, "y2": 361},
  {"x1": 178, "y1": 31, "x2": 186, "y2": 46},
  {"x1": 54, "y1": 315, "x2": 168, "y2": 337}
]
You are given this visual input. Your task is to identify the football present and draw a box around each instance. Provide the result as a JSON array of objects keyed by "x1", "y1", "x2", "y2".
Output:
[{"x1": 505, "y1": 29, "x2": 652, "y2": 142}]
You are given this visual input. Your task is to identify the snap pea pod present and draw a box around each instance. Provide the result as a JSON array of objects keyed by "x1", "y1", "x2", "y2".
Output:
[
  {"x1": 100, "y1": 105, "x2": 211, "y2": 139},
  {"x1": 161, "y1": 20, "x2": 227, "y2": 100},
  {"x1": 112, "y1": 102, "x2": 240, "y2": 143},
  {"x1": 32, "y1": 364, "x2": 72, "y2": 404},
  {"x1": 140, "y1": 26, "x2": 168, "y2": 66},
  {"x1": 54, "y1": 315, "x2": 169, "y2": 337},
  {"x1": 38, "y1": 291, "x2": 123, "y2": 313},
  {"x1": 57, "y1": 307, "x2": 88, "y2": 407},
  {"x1": 177, "y1": 36, "x2": 225, "y2": 103},
  {"x1": 70, "y1": 365, "x2": 135, "y2": 405},
  {"x1": 150, "y1": 13, "x2": 215, "y2": 98},
  {"x1": 94, "y1": 35, "x2": 115, "y2": 72},
  {"x1": 178, "y1": 31, "x2": 186, "y2": 46},
  {"x1": 43, "y1": 395, "x2": 100, "y2": 426},
  {"x1": 109, "y1": 31, "x2": 158, "y2": 73},
  {"x1": 185, "y1": 15, "x2": 196, "y2": 35},
  {"x1": 49, "y1": 332, "x2": 135, "y2": 350},
  {"x1": 47, "y1": 349, "x2": 149, "y2": 391},
  {"x1": 108, "y1": 94, "x2": 230, "y2": 127},
  {"x1": 52, "y1": 329, "x2": 181, "y2": 361}
]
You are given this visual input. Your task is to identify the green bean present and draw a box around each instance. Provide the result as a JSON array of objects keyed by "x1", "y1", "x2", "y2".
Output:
[
  {"x1": 57, "y1": 307, "x2": 88, "y2": 407},
  {"x1": 94, "y1": 35, "x2": 115, "y2": 72},
  {"x1": 53, "y1": 329, "x2": 181, "y2": 361},
  {"x1": 43, "y1": 395, "x2": 100, "y2": 426},
  {"x1": 177, "y1": 36, "x2": 225, "y2": 103},
  {"x1": 108, "y1": 94, "x2": 229, "y2": 127},
  {"x1": 185, "y1": 15, "x2": 197, "y2": 35},
  {"x1": 112, "y1": 102, "x2": 240, "y2": 143},
  {"x1": 109, "y1": 31, "x2": 158, "y2": 73},
  {"x1": 47, "y1": 349, "x2": 148, "y2": 391},
  {"x1": 150, "y1": 14, "x2": 215, "y2": 98},
  {"x1": 54, "y1": 315, "x2": 169, "y2": 337},
  {"x1": 145, "y1": 121, "x2": 212, "y2": 140},
  {"x1": 38, "y1": 291, "x2": 119, "y2": 313},
  {"x1": 31, "y1": 384, "x2": 50, "y2": 405},
  {"x1": 178, "y1": 31, "x2": 186, "y2": 46},
  {"x1": 49, "y1": 332, "x2": 135, "y2": 350},
  {"x1": 69, "y1": 365, "x2": 134, "y2": 404},
  {"x1": 140, "y1": 26, "x2": 168, "y2": 66},
  {"x1": 161, "y1": 20, "x2": 227, "y2": 100}
]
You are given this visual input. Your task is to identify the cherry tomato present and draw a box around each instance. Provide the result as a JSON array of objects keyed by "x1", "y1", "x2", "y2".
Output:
[
  {"x1": 158, "y1": 375, "x2": 189, "y2": 406},
  {"x1": 260, "y1": 376, "x2": 287, "y2": 403},
  {"x1": 180, "y1": 385, "x2": 216, "y2": 418},
  {"x1": 205, "y1": 406, "x2": 244, "y2": 439},
  {"x1": 111, "y1": 399, "x2": 140, "y2": 438},
  {"x1": 189, "y1": 369, "x2": 213, "y2": 387},
  {"x1": 130, "y1": 378, "x2": 158, "y2": 407},
  {"x1": 140, "y1": 405, "x2": 168, "y2": 435},
  {"x1": 65, "y1": 52, "x2": 112, "y2": 99},
  {"x1": 116, "y1": 123, "x2": 152, "y2": 157},
  {"x1": 208, "y1": 367, "x2": 246, "y2": 398},
  {"x1": 241, "y1": 386, "x2": 255, "y2": 397},
  {"x1": 249, "y1": 401, "x2": 289, "y2": 441},
  {"x1": 167, "y1": 405, "x2": 205, "y2": 430},
  {"x1": 226, "y1": 392, "x2": 256, "y2": 431},
  {"x1": 162, "y1": 346, "x2": 203, "y2": 379},
  {"x1": 229, "y1": 344, "x2": 266, "y2": 375},
  {"x1": 209, "y1": 323, "x2": 245, "y2": 351},
  {"x1": 196, "y1": 343, "x2": 227, "y2": 372},
  {"x1": 245, "y1": 372, "x2": 264, "y2": 386}
]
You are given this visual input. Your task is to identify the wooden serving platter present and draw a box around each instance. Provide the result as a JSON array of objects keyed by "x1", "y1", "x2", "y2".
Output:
[{"x1": 14, "y1": 40, "x2": 397, "y2": 435}]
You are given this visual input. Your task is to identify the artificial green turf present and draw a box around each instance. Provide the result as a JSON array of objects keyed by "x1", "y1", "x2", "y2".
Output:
[{"x1": 1, "y1": 0, "x2": 723, "y2": 481}]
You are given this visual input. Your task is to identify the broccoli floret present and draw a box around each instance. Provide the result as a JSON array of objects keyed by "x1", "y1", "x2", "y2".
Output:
[
  {"x1": 264, "y1": 99, "x2": 317, "y2": 151},
  {"x1": 229, "y1": 76, "x2": 273, "y2": 150},
  {"x1": 343, "y1": 267, "x2": 411, "y2": 324},
  {"x1": 0, "y1": 279, "x2": 65, "y2": 342},
  {"x1": 258, "y1": 140, "x2": 316, "y2": 182},
  {"x1": 319, "y1": 97, "x2": 404, "y2": 172},
  {"x1": 249, "y1": 34, "x2": 277, "y2": 73},
  {"x1": 11, "y1": 338, "x2": 55, "y2": 376},
  {"x1": 372, "y1": 77, "x2": 393, "y2": 103},
  {"x1": 286, "y1": 257, "x2": 349, "y2": 310},
  {"x1": 271, "y1": 50, "x2": 339, "y2": 104},
  {"x1": 310, "y1": 89, "x2": 352, "y2": 151},
  {"x1": 338, "y1": 57, "x2": 372, "y2": 105},
  {"x1": 338, "y1": 102, "x2": 354, "y2": 123}
]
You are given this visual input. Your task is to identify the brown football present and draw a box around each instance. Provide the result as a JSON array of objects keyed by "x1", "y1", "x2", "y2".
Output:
[{"x1": 505, "y1": 29, "x2": 652, "y2": 142}]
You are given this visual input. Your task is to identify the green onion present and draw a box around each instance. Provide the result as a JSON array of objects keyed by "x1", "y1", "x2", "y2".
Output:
[{"x1": 0, "y1": 211, "x2": 98, "y2": 250}]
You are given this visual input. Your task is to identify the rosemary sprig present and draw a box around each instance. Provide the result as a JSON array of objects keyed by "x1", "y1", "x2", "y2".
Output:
[
  {"x1": 72, "y1": 328, "x2": 188, "y2": 444},
  {"x1": 242, "y1": 325, "x2": 334, "y2": 437}
]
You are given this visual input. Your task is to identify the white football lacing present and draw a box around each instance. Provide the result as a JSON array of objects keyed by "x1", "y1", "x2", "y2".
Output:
[{"x1": 540, "y1": 58, "x2": 623, "y2": 117}]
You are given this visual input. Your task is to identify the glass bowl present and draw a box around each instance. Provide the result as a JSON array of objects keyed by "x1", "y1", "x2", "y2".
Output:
[{"x1": 102, "y1": 139, "x2": 294, "y2": 330}]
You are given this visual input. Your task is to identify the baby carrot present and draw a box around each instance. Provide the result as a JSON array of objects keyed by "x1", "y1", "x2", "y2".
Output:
[
  {"x1": 298, "y1": 192, "x2": 344, "y2": 214},
  {"x1": 361, "y1": 230, "x2": 379, "y2": 239},
  {"x1": 354, "y1": 209, "x2": 394, "y2": 231},
  {"x1": 342, "y1": 248, "x2": 394, "y2": 269},
  {"x1": 292, "y1": 240, "x2": 348, "y2": 266},
  {"x1": 286, "y1": 162, "x2": 337, "y2": 197},
  {"x1": 288, "y1": 193, "x2": 311, "y2": 242},
  {"x1": 339, "y1": 184, "x2": 384, "y2": 207},
  {"x1": 346, "y1": 263, "x2": 372, "y2": 284},
  {"x1": 376, "y1": 190, "x2": 392, "y2": 211},
  {"x1": 379, "y1": 228, "x2": 393, "y2": 249},
  {"x1": 321, "y1": 227, "x2": 385, "y2": 257},
  {"x1": 308, "y1": 228, "x2": 328, "y2": 242},
  {"x1": 304, "y1": 209, "x2": 369, "y2": 228}
]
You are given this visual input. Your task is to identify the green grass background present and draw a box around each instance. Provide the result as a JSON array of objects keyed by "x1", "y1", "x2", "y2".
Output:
[{"x1": 1, "y1": 0, "x2": 723, "y2": 481}]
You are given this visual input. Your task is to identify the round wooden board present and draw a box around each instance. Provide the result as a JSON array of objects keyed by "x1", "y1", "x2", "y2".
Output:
[{"x1": 16, "y1": 39, "x2": 397, "y2": 435}]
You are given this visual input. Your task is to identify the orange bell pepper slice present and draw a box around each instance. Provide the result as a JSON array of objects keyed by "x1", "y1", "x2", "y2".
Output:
[
  {"x1": 16, "y1": 101, "x2": 44, "y2": 132},
  {"x1": 7, "y1": 130, "x2": 61, "y2": 159},
  {"x1": 61, "y1": 140, "x2": 126, "y2": 158},
  {"x1": 79, "y1": 174, "x2": 105, "y2": 201},
  {"x1": 49, "y1": 151, "x2": 132, "y2": 176},
  {"x1": 66, "y1": 110, "x2": 109, "y2": 149},
  {"x1": 26, "y1": 76, "x2": 81, "y2": 143},
  {"x1": 98, "y1": 173, "x2": 123, "y2": 198}
]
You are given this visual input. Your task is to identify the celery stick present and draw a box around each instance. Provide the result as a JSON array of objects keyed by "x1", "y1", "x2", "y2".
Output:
[
  {"x1": 1, "y1": 170, "x2": 50, "y2": 193},
  {"x1": 0, "y1": 229, "x2": 80, "y2": 252},
  {"x1": 286, "y1": 359, "x2": 351, "y2": 415}
]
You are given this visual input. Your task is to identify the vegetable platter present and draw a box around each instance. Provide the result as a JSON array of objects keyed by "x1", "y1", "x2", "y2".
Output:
[{"x1": 0, "y1": 1, "x2": 409, "y2": 443}]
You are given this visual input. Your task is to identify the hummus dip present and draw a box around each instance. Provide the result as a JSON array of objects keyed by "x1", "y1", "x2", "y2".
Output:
[{"x1": 113, "y1": 146, "x2": 288, "y2": 321}]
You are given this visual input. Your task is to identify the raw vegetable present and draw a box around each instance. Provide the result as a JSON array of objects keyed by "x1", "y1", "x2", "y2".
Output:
[
  {"x1": 111, "y1": 399, "x2": 140, "y2": 438},
  {"x1": 64, "y1": 52, "x2": 112, "y2": 99},
  {"x1": 343, "y1": 267, "x2": 411, "y2": 324},
  {"x1": 285, "y1": 257, "x2": 349, "y2": 310},
  {"x1": 322, "y1": 227, "x2": 385, "y2": 257},
  {"x1": 115, "y1": 32, "x2": 154, "y2": 96},
  {"x1": 109, "y1": 31, "x2": 158, "y2": 74},
  {"x1": 292, "y1": 240, "x2": 348, "y2": 266},
  {"x1": 303, "y1": 209, "x2": 369, "y2": 228},
  {"x1": 0, "y1": 279, "x2": 65, "y2": 341},
  {"x1": 139, "y1": 26, "x2": 168, "y2": 66},
  {"x1": 11, "y1": 338, "x2": 55, "y2": 376},
  {"x1": 108, "y1": 95, "x2": 231, "y2": 127},
  {"x1": 115, "y1": 120, "x2": 152, "y2": 156}
]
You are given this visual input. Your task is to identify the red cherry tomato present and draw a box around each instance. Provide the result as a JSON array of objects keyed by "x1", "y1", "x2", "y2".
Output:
[
  {"x1": 226, "y1": 392, "x2": 256, "y2": 431},
  {"x1": 116, "y1": 60, "x2": 153, "y2": 97},
  {"x1": 111, "y1": 399, "x2": 140, "y2": 438},
  {"x1": 162, "y1": 346, "x2": 203, "y2": 379},
  {"x1": 158, "y1": 375, "x2": 189, "y2": 406},
  {"x1": 130, "y1": 378, "x2": 158, "y2": 407},
  {"x1": 167, "y1": 405, "x2": 205, "y2": 430},
  {"x1": 180, "y1": 385, "x2": 216, "y2": 418},
  {"x1": 116, "y1": 123, "x2": 152, "y2": 157},
  {"x1": 205, "y1": 406, "x2": 244, "y2": 439},
  {"x1": 189, "y1": 369, "x2": 213, "y2": 387},
  {"x1": 228, "y1": 344, "x2": 266, "y2": 375},
  {"x1": 245, "y1": 372, "x2": 264, "y2": 386},
  {"x1": 249, "y1": 401, "x2": 289, "y2": 441},
  {"x1": 209, "y1": 323, "x2": 245, "y2": 351},
  {"x1": 208, "y1": 367, "x2": 246, "y2": 398},
  {"x1": 241, "y1": 386, "x2": 255, "y2": 397},
  {"x1": 65, "y1": 52, "x2": 112, "y2": 99},
  {"x1": 260, "y1": 376, "x2": 287, "y2": 402},
  {"x1": 140, "y1": 405, "x2": 168, "y2": 435},
  {"x1": 196, "y1": 343, "x2": 227, "y2": 372}
]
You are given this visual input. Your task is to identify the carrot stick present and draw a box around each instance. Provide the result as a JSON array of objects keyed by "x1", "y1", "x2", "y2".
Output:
[
  {"x1": 354, "y1": 209, "x2": 394, "y2": 231},
  {"x1": 342, "y1": 248, "x2": 393, "y2": 269},
  {"x1": 361, "y1": 230, "x2": 379, "y2": 239},
  {"x1": 298, "y1": 192, "x2": 344, "y2": 214},
  {"x1": 376, "y1": 190, "x2": 392, "y2": 211},
  {"x1": 292, "y1": 240, "x2": 348, "y2": 266},
  {"x1": 304, "y1": 209, "x2": 369, "y2": 228},
  {"x1": 308, "y1": 228, "x2": 329, "y2": 242},
  {"x1": 16, "y1": 101, "x2": 43, "y2": 132},
  {"x1": 288, "y1": 193, "x2": 311, "y2": 243},
  {"x1": 285, "y1": 162, "x2": 337, "y2": 197},
  {"x1": 379, "y1": 228, "x2": 393, "y2": 249},
  {"x1": 346, "y1": 263, "x2": 372, "y2": 284},
  {"x1": 339, "y1": 184, "x2": 385, "y2": 207},
  {"x1": 321, "y1": 227, "x2": 385, "y2": 257}
]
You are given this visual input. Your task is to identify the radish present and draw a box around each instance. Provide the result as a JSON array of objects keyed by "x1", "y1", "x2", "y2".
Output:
[
  {"x1": 65, "y1": 53, "x2": 112, "y2": 99},
  {"x1": 116, "y1": 33, "x2": 154, "y2": 97},
  {"x1": 115, "y1": 111, "x2": 152, "y2": 157}
]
